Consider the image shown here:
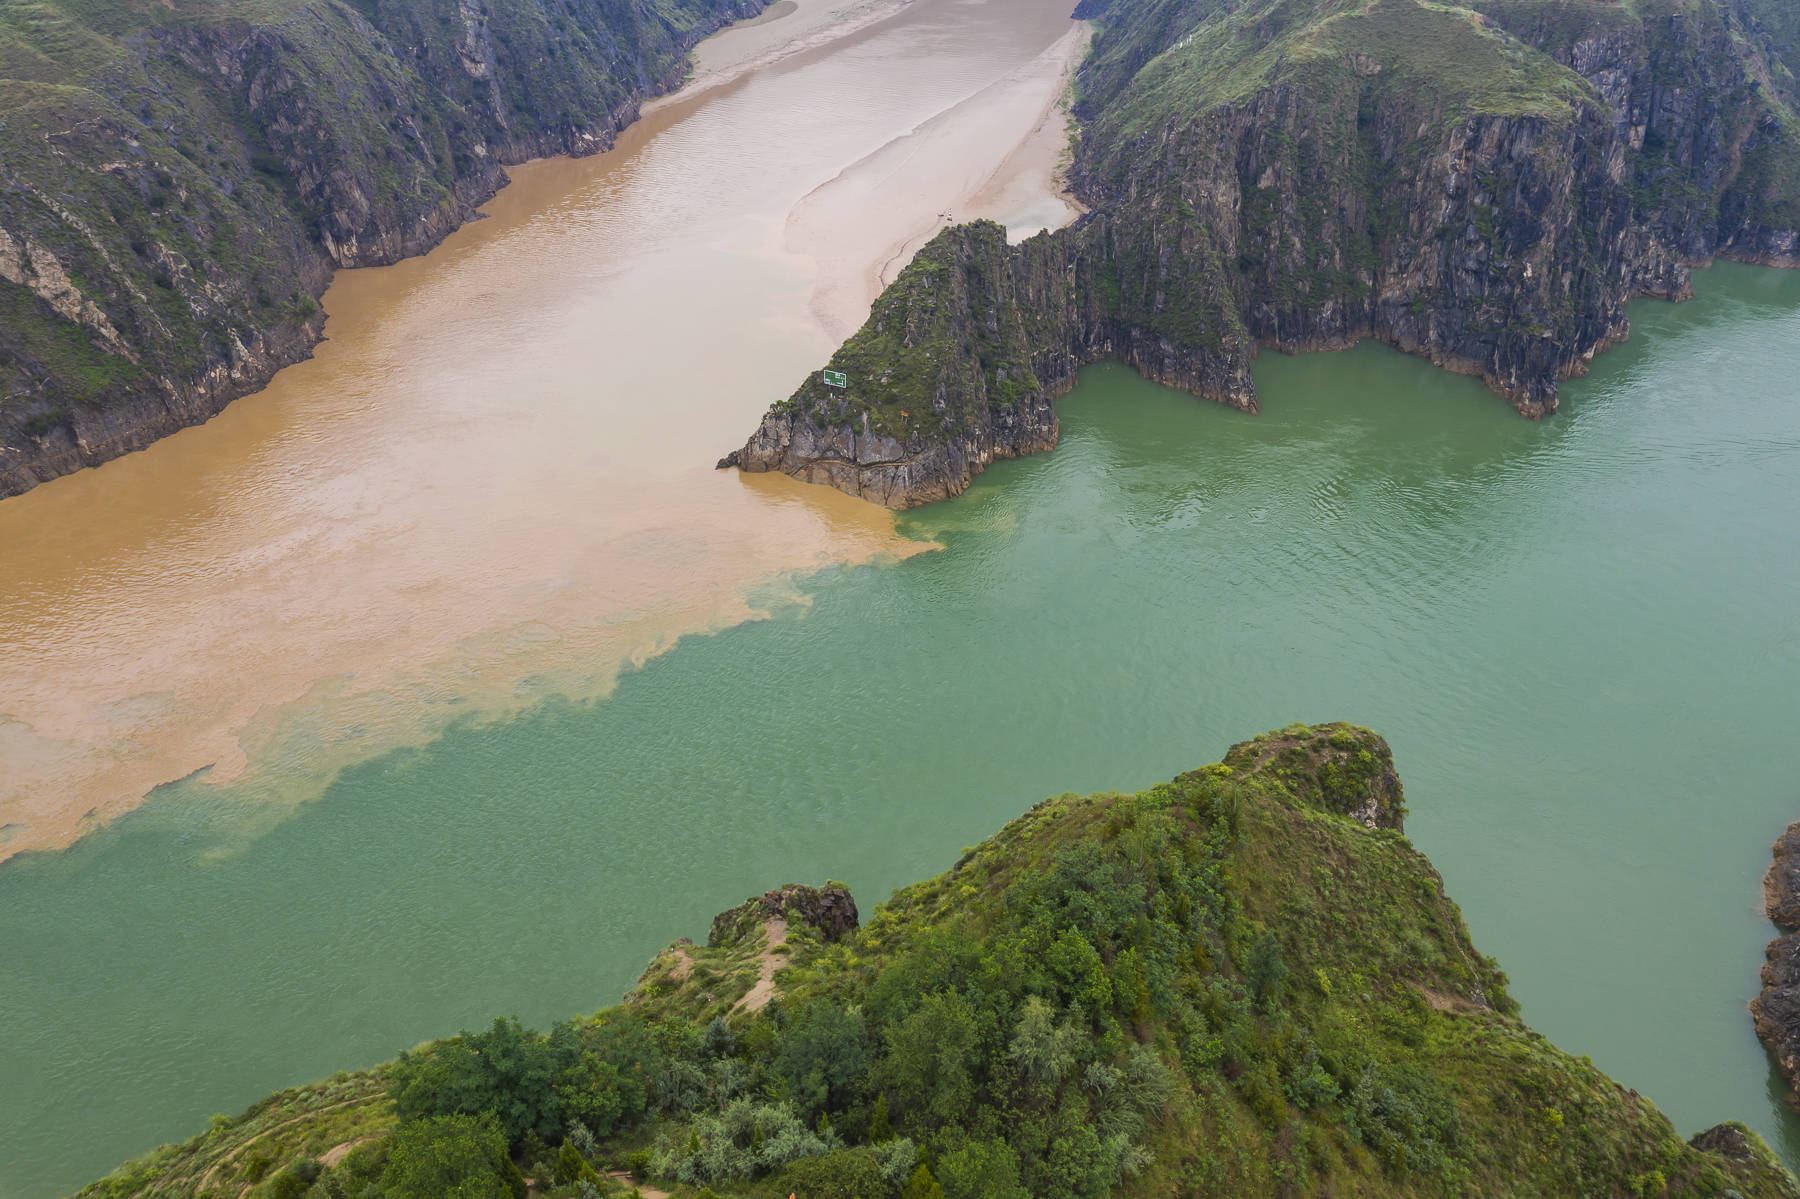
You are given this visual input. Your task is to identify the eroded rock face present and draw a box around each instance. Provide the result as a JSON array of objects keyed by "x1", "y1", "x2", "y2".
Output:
[
  {"x1": 707, "y1": 883, "x2": 860, "y2": 948},
  {"x1": 1753, "y1": 822, "x2": 1800, "y2": 1107},
  {"x1": 1766, "y1": 825, "x2": 1800, "y2": 929},
  {"x1": 1692, "y1": 1121, "x2": 1765, "y2": 1164},
  {"x1": 725, "y1": 396, "x2": 1059, "y2": 509}
]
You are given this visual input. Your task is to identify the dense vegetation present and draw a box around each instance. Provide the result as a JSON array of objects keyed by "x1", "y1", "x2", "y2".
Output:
[
  {"x1": 729, "y1": 0, "x2": 1800, "y2": 506},
  {"x1": 0, "y1": 0, "x2": 757, "y2": 494},
  {"x1": 74, "y1": 725, "x2": 1800, "y2": 1199}
]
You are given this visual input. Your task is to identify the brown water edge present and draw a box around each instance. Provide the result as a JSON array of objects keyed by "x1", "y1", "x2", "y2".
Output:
[
  {"x1": 0, "y1": 0, "x2": 1083, "y2": 862},
  {"x1": 669, "y1": 0, "x2": 916, "y2": 104},
  {"x1": 787, "y1": 20, "x2": 1092, "y2": 340}
]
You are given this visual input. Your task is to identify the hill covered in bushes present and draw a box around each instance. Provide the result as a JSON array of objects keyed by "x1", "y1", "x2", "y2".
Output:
[{"x1": 74, "y1": 724, "x2": 1799, "y2": 1199}]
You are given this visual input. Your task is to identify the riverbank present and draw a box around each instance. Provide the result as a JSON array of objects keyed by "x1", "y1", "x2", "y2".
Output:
[
  {"x1": 0, "y1": 0, "x2": 1088, "y2": 866},
  {"x1": 5, "y1": 261, "x2": 1798, "y2": 1198},
  {"x1": 657, "y1": 0, "x2": 920, "y2": 105},
  {"x1": 0, "y1": 0, "x2": 783, "y2": 499}
]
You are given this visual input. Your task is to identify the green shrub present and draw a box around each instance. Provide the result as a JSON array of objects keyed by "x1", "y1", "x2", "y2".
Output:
[
  {"x1": 936, "y1": 1138, "x2": 1028, "y2": 1199},
  {"x1": 381, "y1": 1114, "x2": 524, "y2": 1199},
  {"x1": 899, "y1": 1162, "x2": 947, "y2": 1199},
  {"x1": 770, "y1": 1002, "x2": 873, "y2": 1122},
  {"x1": 773, "y1": 1146, "x2": 892, "y2": 1197},
  {"x1": 1241, "y1": 1059, "x2": 1289, "y2": 1129},
  {"x1": 1243, "y1": 929, "x2": 1288, "y2": 1006},
  {"x1": 652, "y1": 1100, "x2": 831, "y2": 1185},
  {"x1": 554, "y1": 1141, "x2": 600, "y2": 1187},
  {"x1": 868, "y1": 1092, "x2": 893, "y2": 1142},
  {"x1": 20, "y1": 408, "x2": 69, "y2": 437},
  {"x1": 390, "y1": 1014, "x2": 657, "y2": 1150},
  {"x1": 260, "y1": 1158, "x2": 320, "y2": 1199},
  {"x1": 1286, "y1": 1054, "x2": 1341, "y2": 1110},
  {"x1": 390, "y1": 1018, "x2": 562, "y2": 1147}
]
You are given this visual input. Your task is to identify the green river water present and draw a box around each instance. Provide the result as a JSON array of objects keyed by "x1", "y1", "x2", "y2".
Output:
[{"x1": 3, "y1": 262, "x2": 1799, "y2": 1197}]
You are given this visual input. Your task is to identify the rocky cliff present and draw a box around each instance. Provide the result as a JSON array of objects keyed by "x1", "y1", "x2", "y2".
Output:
[
  {"x1": 726, "y1": 0, "x2": 1800, "y2": 508},
  {"x1": 0, "y1": 0, "x2": 762, "y2": 498},
  {"x1": 707, "y1": 881, "x2": 861, "y2": 946},
  {"x1": 1753, "y1": 821, "x2": 1800, "y2": 1108}
]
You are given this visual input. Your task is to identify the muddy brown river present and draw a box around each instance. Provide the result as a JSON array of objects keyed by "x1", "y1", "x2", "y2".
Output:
[{"x1": 0, "y1": 0, "x2": 1084, "y2": 864}]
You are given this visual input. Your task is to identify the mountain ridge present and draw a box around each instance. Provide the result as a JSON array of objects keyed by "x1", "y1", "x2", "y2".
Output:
[{"x1": 724, "y1": 0, "x2": 1800, "y2": 507}]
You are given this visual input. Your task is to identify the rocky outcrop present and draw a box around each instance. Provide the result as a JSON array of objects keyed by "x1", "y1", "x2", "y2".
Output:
[
  {"x1": 1691, "y1": 1119, "x2": 1795, "y2": 1177},
  {"x1": 0, "y1": 0, "x2": 764, "y2": 498},
  {"x1": 1766, "y1": 824, "x2": 1800, "y2": 928},
  {"x1": 721, "y1": 223, "x2": 1072, "y2": 507},
  {"x1": 707, "y1": 882, "x2": 860, "y2": 948},
  {"x1": 1753, "y1": 821, "x2": 1800, "y2": 1106},
  {"x1": 1221, "y1": 723, "x2": 1406, "y2": 832},
  {"x1": 724, "y1": 0, "x2": 1800, "y2": 508},
  {"x1": 722, "y1": 396, "x2": 1060, "y2": 508}
]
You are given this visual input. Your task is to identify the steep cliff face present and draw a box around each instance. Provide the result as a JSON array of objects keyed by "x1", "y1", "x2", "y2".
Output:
[
  {"x1": 0, "y1": 0, "x2": 760, "y2": 497},
  {"x1": 726, "y1": 0, "x2": 1800, "y2": 508},
  {"x1": 723, "y1": 223, "x2": 1067, "y2": 507},
  {"x1": 1753, "y1": 821, "x2": 1800, "y2": 1109}
]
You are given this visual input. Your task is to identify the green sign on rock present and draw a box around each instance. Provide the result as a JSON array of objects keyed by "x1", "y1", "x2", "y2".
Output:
[{"x1": 821, "y1": 369, "x2": 848, "y2": 388}]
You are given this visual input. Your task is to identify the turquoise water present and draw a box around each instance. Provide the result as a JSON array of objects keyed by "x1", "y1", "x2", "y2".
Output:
[{"x1": 4, "y1": 261, "x2": 1799, "y2": 1197}]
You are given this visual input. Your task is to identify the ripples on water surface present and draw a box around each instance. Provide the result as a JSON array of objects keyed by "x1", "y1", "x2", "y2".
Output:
[
  {"x1": 2, "y1": 267, "x2": 1799, "y2": 1196},
  {"x1": 0, "y1": 0, "x2": 1078, "y2": 864}
]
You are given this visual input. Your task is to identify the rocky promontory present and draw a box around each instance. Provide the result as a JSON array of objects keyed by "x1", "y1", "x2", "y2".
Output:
[
  {"x1": 70, "y1": 723, "x2": 1800, "y2": 1198},
  {"x1": 1753, "y1": 821, "x2": 1800, "y2": 1106},
  {"x1": 707, "y1": 882, "x2": 861, "y2": 947},
  {"x1": 720, "y1": 222, "x2": 1068, "y2": 507},
  {"x1": 725, "y1": 0, "x2": 1800, "y2": 508}
]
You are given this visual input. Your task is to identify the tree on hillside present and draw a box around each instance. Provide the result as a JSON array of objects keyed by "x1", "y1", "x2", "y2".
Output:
[{"x1": 381, "y1": 1114, "x2": 525, "y2": 1199}]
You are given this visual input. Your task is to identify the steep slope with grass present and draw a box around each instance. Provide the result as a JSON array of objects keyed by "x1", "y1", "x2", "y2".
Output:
[
  {"x1": 0, "y1": 0, "x2": 760, "y2": 498},
  {"x1": 725, "y1": 0, "x2": 1800, "y2": 507},
  {"x1": 73, "y1": 724, "x2": 1799, "y2": 1199}
]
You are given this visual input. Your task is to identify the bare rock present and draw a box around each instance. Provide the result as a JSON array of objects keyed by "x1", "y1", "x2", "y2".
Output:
[
  {"x1": 708, "y1": 882, "x2": 859, "y2": 948},
  {"x1": 1753, "y1": 822, "x2": 1800, "y2": 1108},
  {"x1": 1766, "y1": 824, "x2": 1800, "y2": 930}
]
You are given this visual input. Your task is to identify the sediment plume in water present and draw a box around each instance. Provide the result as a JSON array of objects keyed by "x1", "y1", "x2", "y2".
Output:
[{"x1": 0, "y1": 0, "x2": 1085, "y2": 862}]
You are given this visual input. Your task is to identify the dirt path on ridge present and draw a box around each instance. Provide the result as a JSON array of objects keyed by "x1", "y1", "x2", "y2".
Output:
[{"x1": 734, "y1": 917, "x2": 789, "y2": 1014}]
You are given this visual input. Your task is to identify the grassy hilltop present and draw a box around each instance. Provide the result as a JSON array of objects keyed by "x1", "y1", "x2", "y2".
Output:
[{"x1": 74, "y1": 725, "x2": 1799, "y2": 1199}]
